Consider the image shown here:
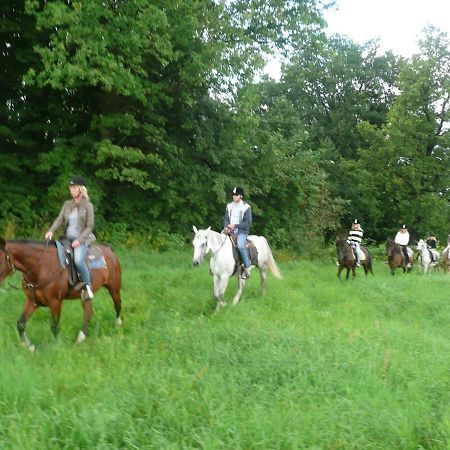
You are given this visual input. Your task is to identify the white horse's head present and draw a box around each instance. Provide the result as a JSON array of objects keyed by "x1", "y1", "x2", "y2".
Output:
[
  {"x1": 192, "y1": 226, "x2": 211, "y2": 266},
  {"x1": 417, "y1": 239, "x2": 426, "y2": 251}
]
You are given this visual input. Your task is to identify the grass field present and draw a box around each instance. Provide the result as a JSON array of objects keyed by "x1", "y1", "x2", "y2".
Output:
[{"x1": 0, "y1": 247, "x2": 449, "y2": 449}]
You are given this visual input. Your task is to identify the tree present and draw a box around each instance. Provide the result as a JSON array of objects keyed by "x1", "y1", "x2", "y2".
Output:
[{"x1": 355, "y1": 27, "x2": 450, "y2": 241}]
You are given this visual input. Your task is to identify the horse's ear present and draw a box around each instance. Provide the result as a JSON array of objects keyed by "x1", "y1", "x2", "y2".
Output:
[
  {"x1": 206, "y1": 226, "x2": 211, "y2": 232},
  {"x1": 0, "y1": 238, "x2": 5, "y2": 249},
  {"x1": 192, "y1": 226, "x2": 198, "y2": 234}
]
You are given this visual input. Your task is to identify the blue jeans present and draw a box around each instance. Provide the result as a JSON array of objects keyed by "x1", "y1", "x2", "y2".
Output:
[
  {"x1": 74, "y1": 243, "x2": 91, "y2": 286},
  {"x1": 237, "y1": 233, "x2": 251, "y2": 268}
]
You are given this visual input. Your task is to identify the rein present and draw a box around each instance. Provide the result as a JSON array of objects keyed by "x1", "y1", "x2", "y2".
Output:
[{"x1": 4, "y1": 241, "x2": 65, "y2": 303}]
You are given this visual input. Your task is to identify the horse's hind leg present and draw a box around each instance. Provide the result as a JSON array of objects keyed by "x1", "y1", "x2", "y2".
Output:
[
  {"x1": 106, "y1": 285, "x2": 122, "y2": 327},
  {"x1": 77, "y1": 299, "x2": 93, "y2": 344},
  {"x1": 260, "y1": 267, "x2": 267, "y2": 294},
  {"x1": 17, "y1": 298, "x2": 38, "y2": 352}
]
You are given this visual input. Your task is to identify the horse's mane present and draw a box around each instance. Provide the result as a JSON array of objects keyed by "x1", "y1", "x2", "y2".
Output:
[{"x1": 8, "y1": 239, "x2": 56, "y2": 246}]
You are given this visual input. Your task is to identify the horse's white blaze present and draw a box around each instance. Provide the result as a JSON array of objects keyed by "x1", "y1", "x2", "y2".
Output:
[{"x1": 192, "y1": 227, "x2": 281, "y2": 311}]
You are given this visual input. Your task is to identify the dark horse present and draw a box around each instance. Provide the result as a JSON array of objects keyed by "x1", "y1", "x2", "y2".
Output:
[
  {"x1": 0, "y1": 238, "x2": 122, "y2": 351},
  {"x1": 385, "y1": 239, "x2": 413, "y2": 275},
  {"x1": 336, "y1": 239, "x2": 373, "y2": 280}
]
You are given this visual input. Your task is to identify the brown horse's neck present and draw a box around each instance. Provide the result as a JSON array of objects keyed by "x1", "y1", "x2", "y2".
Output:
[{"x1": 7, "y1": 241, "x2": 58, "y2": 280}]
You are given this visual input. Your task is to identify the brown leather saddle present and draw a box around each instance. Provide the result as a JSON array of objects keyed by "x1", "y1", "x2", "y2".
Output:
[
  {"x1": 225, "y1": 232, "x2": 258, "y2": 275},
  {"x1": 56, "y1": 237, "x2": 106, "y2": 289}
]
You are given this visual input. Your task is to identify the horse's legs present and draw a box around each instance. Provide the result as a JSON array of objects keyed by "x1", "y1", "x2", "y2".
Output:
[
  {"x1": 214, "y1": 275, "x2": 229, "y2": 312},
  {"x1": 49, "y1": 299, "x2": 62, "y2": 339},
  {"x1": 105, "y1": 285, "x2": 122, "y2": 327},
  {"x1": 260, "y1": 267, "x2": 267, "y2": 293},
  {"x1": 232, "y1": 276, "x2": 246, "y2": 305},
  {"x1": 77, "y1": 299, "x2": 93, "y2": 344},
  {"x1": 17, "y1": 298, "x2": 38, "y2": 352}
]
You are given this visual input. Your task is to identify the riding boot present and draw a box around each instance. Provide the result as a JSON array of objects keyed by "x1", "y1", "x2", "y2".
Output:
[
  {"x1": 241, "y1": 265, "x2": 250, "y2": 280},
  {"x1": 85, "y1": 284, "x2": 94, "y2": 299}
]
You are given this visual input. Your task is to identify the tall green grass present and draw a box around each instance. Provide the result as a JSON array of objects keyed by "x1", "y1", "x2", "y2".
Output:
[{"x1": 0, "y1": 249, "x2": 448, "y2": 449}]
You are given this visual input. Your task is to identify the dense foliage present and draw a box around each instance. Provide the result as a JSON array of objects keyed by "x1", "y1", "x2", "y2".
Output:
[{"x1": 1, "y1": 1, "x2": 449, "y2": 249}]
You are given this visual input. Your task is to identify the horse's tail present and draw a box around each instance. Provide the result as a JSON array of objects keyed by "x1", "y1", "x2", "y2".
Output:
[{"x1": 262, "y1": 237, "x2": 282, "y2": 279}]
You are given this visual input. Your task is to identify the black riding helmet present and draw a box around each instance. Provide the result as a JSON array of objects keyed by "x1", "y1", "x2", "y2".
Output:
[{"x1": 70, "y1": 175, "x2": 87, "y2": 187}]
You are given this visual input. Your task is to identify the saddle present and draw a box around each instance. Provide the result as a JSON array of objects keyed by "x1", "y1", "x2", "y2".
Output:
[
  {"x1": 55, "y1": 237, "x2": 106, "y2": 290},
  {"x1": 225, "y1": 232, "x2": 258, "y2": 275},
  {"x1": 350, "y1": 245, "x2": 365, "y2": 262}
]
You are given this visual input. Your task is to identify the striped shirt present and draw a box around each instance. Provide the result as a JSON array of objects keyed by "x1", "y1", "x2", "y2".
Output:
[{"x1": 347, "y1": 228, "x2": 363, "y2": 245}]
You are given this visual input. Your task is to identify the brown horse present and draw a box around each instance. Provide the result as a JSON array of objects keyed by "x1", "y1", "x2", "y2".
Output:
[
  {"x1": 385, "y1": 239, "x2": 414, "y2": 275},
  {"x1": 0, "y1": 238, "x2": 122, "y2": 351},
  {"x1": 336, "y1": 239, "x2": 373, "y2": 280}
]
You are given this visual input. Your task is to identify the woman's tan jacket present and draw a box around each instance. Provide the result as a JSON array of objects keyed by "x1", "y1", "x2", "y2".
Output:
[{"x1": 49, "y1": 198, "x2": 96, "y2": 245}]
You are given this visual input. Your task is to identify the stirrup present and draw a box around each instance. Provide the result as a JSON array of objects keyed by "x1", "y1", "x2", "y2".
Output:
[
  {"x1": 82, "y1": 284, "x2": 94, "y2": 300},
  {"x1": 241, "y1": 267, "x2": 250, "y2": 280}
]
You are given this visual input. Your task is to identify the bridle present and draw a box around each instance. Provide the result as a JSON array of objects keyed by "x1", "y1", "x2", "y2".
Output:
[{"x1": 1, "y1": 241, "x2": 65, "y2": 303}]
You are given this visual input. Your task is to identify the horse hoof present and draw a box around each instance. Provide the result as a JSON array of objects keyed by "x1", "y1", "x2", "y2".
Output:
[
  {"x1": 115, "y1": 317, "x2": 123, "y2": 327},
  {"x1": 29, "y1": 345, "x2": 36, "y2": 353},
  {"x1": 76, "y1": 330, "x2": 86, "y2": 344}
]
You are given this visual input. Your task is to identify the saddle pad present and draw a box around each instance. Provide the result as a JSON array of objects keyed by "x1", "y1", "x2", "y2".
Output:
[
  {"x1": 352, "y1": 247, "x2": 365, "y2": 261},
  {"x1": 357, "y1": 248, "x2": 366, "y2": 261},
  {"x1": 55, "y1": 241, "x2": 107, "y2": 270}
]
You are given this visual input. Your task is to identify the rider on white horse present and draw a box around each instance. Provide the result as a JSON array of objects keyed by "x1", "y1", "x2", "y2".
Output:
[
  {"x1": 426, "y1": 234, "x2": 438, "y2": 263},
  {"x1": 224, "y1": 186, "x2": 252, "y2": 280},
  {"x1": 347, "y1": 219, "x2": 363, "y2": 267}
]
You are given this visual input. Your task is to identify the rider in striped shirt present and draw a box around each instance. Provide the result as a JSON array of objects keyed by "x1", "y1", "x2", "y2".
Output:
[{"x1": 347, "y1": 219, "x2": 363, "y2": 267}]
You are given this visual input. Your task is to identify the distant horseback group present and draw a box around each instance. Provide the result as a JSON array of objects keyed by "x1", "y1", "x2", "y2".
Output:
[{"x1": 337, "y1": 218, "x2": 450, "y2": 278}]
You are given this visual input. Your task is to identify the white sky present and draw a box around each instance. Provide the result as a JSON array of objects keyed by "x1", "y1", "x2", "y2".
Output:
[
  {"x1": 263, "y1": 0, "x2": 450, "y2": 79},
  {"x1": 324, "y1": 0, "x2": 450, "y2": 56}
]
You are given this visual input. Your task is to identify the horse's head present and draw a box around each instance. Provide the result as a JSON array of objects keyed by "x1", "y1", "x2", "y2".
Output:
[
  {"x1": 416, "y1": 239, "x2": 426, "y2": 251},
  {"x1": 192, "y1": 226, "x2": 211, "y2": 266},
  {"x1": 385, "y1": 239, "x2": 392, "y2": 255},
  {"x1": 0, "y1": 238, "x2": 14, "y2": 283},
  {"x1": 335, "y1": 239, "x2": 348, "y2": 263}
]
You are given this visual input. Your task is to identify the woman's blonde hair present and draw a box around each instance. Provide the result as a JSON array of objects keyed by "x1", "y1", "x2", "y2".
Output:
[{"x1": 80, "y1": 185, "x2": 90, "y2": 201}]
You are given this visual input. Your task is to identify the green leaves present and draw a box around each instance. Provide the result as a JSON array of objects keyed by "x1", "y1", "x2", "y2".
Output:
[{"x1": 94, "y1": 140, "x2": 160, "y2": 190}]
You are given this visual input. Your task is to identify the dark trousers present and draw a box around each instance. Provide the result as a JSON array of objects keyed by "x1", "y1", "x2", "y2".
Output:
[{"x1": 401, "y1": 245, "x2": 409, "y2": 264}]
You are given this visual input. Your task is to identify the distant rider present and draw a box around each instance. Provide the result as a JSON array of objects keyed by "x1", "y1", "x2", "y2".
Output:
[
  {"x1": 426, "y1": 234, "x2": 438, "y2": 262},
  {"x1": 224, "y1": 186, "x2": 252, "y2": 280},
  {"x1": 395, "y1": 224, "x2": 411, "y2": 267},
  {"x1": 347, "y1": 219, "x2": 363, "y2": 267}
]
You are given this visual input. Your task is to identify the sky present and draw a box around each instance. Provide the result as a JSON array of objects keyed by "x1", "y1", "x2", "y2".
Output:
[
  {"x1": 264, "y1": 0, "x2": 450, "y2": 79},
  {"x1": 324, "y1": 0, "x2": 450, "y2": 56}
]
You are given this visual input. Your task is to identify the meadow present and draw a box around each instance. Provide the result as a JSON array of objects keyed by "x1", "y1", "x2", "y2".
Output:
[{"x1": 0, "y1": 247, "x2": 448, "y2": 450}]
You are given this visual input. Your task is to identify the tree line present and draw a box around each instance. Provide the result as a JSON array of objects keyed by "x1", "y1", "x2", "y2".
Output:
[{"x1": 1, "y1": 0, "x2": 449, "y2": 251}]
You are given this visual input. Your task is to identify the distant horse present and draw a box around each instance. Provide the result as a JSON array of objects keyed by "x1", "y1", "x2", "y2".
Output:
[
  {"x1": 335, "y1": 239, "x2": 373, "y2": 280},
  {"x1": 443, "y1": 248, "x2": 450, "y2": 273},
  {"x1": 0, "y1": 239, "x2": 122, "y2": 351},
  {"x1": 192, "y1": 226, "x2": 282, "y2": 312},
  {"x1": 385, "y1": 239, "x2": 414, "y2": 275},
  {"x1": 416, "y1": 239, "x2": 440, "y2": 274}
]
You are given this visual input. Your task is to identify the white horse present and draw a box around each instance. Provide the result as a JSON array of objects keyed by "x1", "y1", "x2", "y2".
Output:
[
  {"x1": 416, "y1": 239, "x2": 440, "y2": 274},
  {"x1": 192, "y1": 226, "x2": 282, "y2": 312}
]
